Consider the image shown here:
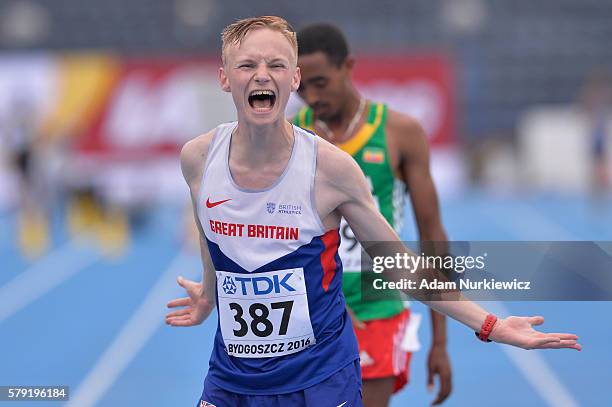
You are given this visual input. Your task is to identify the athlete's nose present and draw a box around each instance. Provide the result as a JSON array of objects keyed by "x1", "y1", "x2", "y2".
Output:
[
  {"x1": 254, "y1": 63, "x2": 271, "y2": 84},
  {"x1": 300, "y1": 86, "x2": 318, "y2": 107}
]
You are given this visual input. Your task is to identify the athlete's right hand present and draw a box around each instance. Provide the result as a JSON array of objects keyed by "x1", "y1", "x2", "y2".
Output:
[{"x1": 165, "y1": 276, "x2": 214, "y2": 327}]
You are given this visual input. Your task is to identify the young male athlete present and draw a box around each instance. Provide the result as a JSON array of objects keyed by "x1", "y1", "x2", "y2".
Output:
[
  {"x1": 166, "y1": 16, "x2": 581, "y2": 407},
  {"x1": 294, "y1": 23, "x2": 451, "y2": 406}
]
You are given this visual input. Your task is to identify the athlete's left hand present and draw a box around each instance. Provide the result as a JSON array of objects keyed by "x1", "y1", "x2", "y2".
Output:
[
  {"x1": 427, "y1": 345, "x2": 452, "y2": 405},
  {"x1": 346, "y1": 306, "x2": 366, "y2": 330},
  {"x1": 490, "y1": 316, "x2": 581, "y2": 350}
]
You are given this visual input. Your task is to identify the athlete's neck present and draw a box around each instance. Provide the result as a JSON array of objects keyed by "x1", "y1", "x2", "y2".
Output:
[
  {"x1": 232, "y1": 119, "x2": 294, "y2": 168},
  {"x1": 316, "y1": 90, "x2": 365, "y2": 143}
]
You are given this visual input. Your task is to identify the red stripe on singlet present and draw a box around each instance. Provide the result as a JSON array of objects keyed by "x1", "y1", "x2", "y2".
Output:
[{"x1": 320, "y1": 229, "x2": 340, "y2": 292}]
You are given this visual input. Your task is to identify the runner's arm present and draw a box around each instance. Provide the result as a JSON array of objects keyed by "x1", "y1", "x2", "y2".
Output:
[
  {"x1": 181, "y1": 134, "x2": 217, "y2": 301},
  {"x1": 327, "y1": 148, "x2": 580, "y2": 350},
  {"x1": 390, "y1": 113, "x2": 451, "y2": 403},
  {"x1": 165, "y1": 134, "x2": 217, "y2": 327},
  {"x1": 391, "y1": 111, "x2": 449, "y2": 345}
]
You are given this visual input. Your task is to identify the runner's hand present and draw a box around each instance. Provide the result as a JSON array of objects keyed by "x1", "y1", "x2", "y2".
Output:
[
  {"x1": 346, "y1": 306, "x2": 365, "y2": 330},
  {"x1": 427, "y1": 345, "x2": 452, "y2": 405},
  {"x1": 165, "y1": 276, "x2": 214, "y2": 327},
  {"x1": 490, "y1": 316, "x2": 581, "y2": 350}
]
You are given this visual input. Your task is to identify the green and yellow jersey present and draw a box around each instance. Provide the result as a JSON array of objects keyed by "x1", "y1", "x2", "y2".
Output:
[{"x1": 294, "y1": 102, "x2": 406, "y2": 321}]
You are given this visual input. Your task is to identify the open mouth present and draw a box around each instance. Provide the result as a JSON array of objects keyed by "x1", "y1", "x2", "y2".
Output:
[{"x1": 248, "y1": 90, "x2": 276, "y2": 112}]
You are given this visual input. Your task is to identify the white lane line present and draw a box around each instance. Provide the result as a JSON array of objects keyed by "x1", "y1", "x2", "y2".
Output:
[
  {"x1": 484, "y1": 202, "x2": 612, "y2": 291},
  {"x1": 0, "y1": 240, "x2": 99, "y2": 324},
  {"x1": 66, "y1": 250, "x2": 199, "y2": 407},
  {"x1": 483, "y1": 302, "x2": 579, "y2": 407},
  {"x1": 482, "y1": 202, "x2": 574, "y2": 241},
  {"x1": 479, "y1": 202, "x2": 580, "y2": 407}
]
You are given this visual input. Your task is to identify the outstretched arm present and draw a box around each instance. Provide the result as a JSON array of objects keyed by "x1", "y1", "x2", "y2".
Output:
[
  {"x1": 391, "y1": 112, "x2": 451, "y2": 403},
  {"x1": 325, "y1": 144, "x2": 581, "y2": 351},
  {"x1": 166, "y1": 133, "x2": 216, "y2": 327}
]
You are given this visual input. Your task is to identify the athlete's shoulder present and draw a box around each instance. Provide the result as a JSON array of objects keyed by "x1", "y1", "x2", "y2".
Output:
[
  {"x1": 385, "y1": 107, "x2": 425, "y2": 137},
  {"x1": 315, "y1": 135, "x2": 364, "y2": 190},
  {"x1": 385, "y1": 108, "x2": 429, "y2": 157},
  {"x1": 292, "y1": 122, "x2": 316, "y2": 138},
  {"x1": 180, "y1": 127, "x2": 218, "y2": 186},
  {"x1": 317, "y1": 135, "x2": 356, "y2": 168}
]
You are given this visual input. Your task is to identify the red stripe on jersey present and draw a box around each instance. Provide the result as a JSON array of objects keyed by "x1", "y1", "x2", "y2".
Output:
[{"x1": 320, "y1": 229, "x2": 340, "y2": 292}]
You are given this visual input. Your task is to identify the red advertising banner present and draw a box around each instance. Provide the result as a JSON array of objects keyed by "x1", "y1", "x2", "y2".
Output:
[
  {"x1": 43, "y1": 53, "x2": 454, "y2": 157},
  {"x1": 0, "y1": 53, "x2": 456, "y2": 204},
  {"x1": 74, "y1": 57, "x2": 234, "y2": 158},
  {"x1": 352, "y1": 55, "x2": 455, "y2": 145}
]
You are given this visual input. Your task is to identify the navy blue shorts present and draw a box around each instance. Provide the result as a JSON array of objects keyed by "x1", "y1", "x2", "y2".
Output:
[{"x1": 197, "y1": 359, "x2": 363, "y2": 407}]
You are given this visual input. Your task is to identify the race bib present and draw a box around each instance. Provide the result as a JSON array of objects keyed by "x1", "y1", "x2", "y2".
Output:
[
  {"x1": 216, "y1": 268, "x2": 316, "y2": 358},
  {"x1": 338, "y1": 218, "x2": 363, "y2": 272}
]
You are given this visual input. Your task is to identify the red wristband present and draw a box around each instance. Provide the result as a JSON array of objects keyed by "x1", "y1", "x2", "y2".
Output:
[{"x1": 475, "y1": 314, "x2": 498, "y2": 342}]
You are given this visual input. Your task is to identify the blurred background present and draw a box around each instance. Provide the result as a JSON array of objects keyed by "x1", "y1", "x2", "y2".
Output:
[{"x1": 0, "y1": 1, "x2": 611, "y2": 406}]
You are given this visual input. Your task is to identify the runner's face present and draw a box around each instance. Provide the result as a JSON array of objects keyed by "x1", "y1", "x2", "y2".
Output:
[
  {"x1": 220, "y1": 28, "x2": 300, "y2": 125},
  {"x1": 297, "y1": 51, "x2": 351, "y2": 121}
]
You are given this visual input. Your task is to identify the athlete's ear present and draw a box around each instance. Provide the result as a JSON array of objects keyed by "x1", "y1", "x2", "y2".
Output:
[
  {"x1": 219, "y1": 67, "x2": 231, "y2": 93},
  {"x1": 291, "y1": 66, "x2": 301, "y2": 92},
  {"x1": 344, "y1": 56, "x2": 355, "y2": 72}
]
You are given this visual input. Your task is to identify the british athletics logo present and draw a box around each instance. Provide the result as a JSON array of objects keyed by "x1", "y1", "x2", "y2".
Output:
[
  {"x1": 266, "y1": 202, "x2": 302, "y2": 215},
  {"x1": 278, "y1": 203, "x2": 302, "y2": 215},
  {"x1": 200, "y1": 401, "x2": 217, "y2": 407}
]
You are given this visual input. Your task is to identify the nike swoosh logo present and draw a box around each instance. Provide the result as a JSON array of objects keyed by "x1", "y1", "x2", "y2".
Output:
[
  {"x1": 337, "y1": 402, "x2": 347, "y2": 407},
  {"x1": 206, "y1": 198, "x2": 232, "y2": 208}
]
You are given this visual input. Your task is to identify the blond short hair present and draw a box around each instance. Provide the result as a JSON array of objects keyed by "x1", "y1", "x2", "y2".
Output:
[{"x1": 221, "y1": 16, "x2": 298, "y2": 65}]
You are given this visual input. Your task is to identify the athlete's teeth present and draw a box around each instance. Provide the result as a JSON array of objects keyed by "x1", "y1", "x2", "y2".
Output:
[{"x1": 251, "y1": 91, "x2": 274, "y2": 96}]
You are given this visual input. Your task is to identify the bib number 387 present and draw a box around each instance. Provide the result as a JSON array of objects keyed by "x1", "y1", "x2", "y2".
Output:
[{"x1": 217, "y1": 268, "x2": 315, "y2": 358}]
